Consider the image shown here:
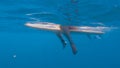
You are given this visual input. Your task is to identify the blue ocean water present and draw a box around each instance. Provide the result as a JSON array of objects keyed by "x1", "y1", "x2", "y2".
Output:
[{"x1": 0, "y1": 0, "x2": 120, "y2": 68}]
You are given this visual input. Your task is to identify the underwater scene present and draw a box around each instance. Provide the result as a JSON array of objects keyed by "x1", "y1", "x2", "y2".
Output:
[{"x1": 0, "y1": 0, "x2": 120, "y2": 68}]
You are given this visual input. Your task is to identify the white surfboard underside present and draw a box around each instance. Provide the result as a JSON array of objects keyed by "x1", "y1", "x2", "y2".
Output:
[{"x1": 25, "y1": 22, "x2": 110, "y2": 34}]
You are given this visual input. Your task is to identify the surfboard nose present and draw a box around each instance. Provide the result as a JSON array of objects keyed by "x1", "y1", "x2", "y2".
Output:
[
  {"x1": 25, "y1": 23, "x2": 37, "y2": 28},
  {"x1": 25, "y1": 23, "x2": 32, "y2": 27}
]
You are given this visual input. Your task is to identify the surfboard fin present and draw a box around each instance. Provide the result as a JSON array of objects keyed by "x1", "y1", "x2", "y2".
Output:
[{"x1": 95, "y1": 35, "x2": 102, "y2": 39}]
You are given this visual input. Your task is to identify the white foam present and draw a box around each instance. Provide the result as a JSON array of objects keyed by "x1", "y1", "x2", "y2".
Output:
[
  {"x1": 26, "y1": 12, "x2": 53, "y2": 16},
  {"x1": 91, "y1": 22, "x2": 105, "y2": 26}
]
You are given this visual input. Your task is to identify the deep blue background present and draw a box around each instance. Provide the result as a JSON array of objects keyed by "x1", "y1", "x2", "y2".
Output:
[{"x1": 0, "y1": 0, "x2": 120, "y2": 68}]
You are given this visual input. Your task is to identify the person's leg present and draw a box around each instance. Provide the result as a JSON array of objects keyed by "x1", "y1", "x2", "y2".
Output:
[
  {"x1": 61, "y1": 26, "x2": 77, "y2": 55},
  {"x1": 56, "y1": 32, "x2": 67, "y2": 48}
]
